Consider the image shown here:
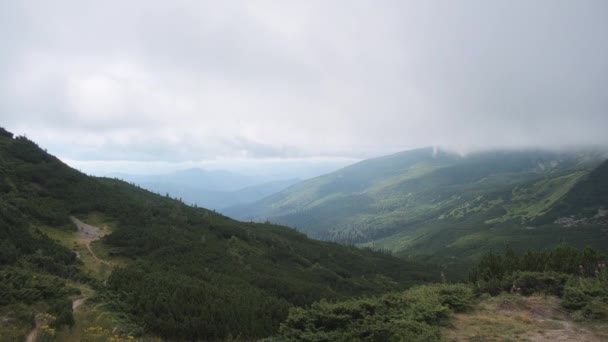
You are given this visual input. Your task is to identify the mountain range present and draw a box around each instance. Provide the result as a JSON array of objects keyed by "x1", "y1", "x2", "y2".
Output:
[{"x1": 109, "y1": 169, "x2": 300, "y2": 211}]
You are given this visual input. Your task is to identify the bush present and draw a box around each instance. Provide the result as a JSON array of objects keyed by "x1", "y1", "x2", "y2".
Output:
[
  {"x1": 435, "y1": 283, "x2": 475, "y2": 312},
  {"x1": 562, "y1": 275, "x2": 608, "y2": 319},
  {"x1": 270, "y1": 284, "x2": 473, "y2": 341},
  {"x1": 49, "y1": 298, "x2": 75, "y2": 328},
  {"x1": 472, "y1": 277, "x2": 510, "y2": 296},
  {"x1": 509, "y1": 271, "x2": 570, "y2": 296}
]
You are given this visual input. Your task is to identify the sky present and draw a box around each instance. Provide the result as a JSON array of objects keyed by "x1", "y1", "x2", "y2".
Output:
[{"x1": 1, "y1": 0, "x2": 607, "y2": 176}]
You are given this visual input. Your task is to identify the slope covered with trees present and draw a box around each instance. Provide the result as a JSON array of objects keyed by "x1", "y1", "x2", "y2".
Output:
[{"x1": 0, "y1": 127, "x2": 437, "y2": 340}]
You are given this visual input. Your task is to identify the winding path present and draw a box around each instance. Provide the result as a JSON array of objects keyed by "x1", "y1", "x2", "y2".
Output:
[
  {"x1": 25, "y1": 317, "x2": 41, "y2": 342},
  {"x1": 25, "y1": 217, "x2": 109, "y2": 342},
  {"x1": 70, "y1": 216, "x2": 111, "y2": 265}
]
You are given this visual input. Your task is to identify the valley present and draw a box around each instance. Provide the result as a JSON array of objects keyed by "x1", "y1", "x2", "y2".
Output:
[{"x1": 228, "y1": 148, "x2": 608, "y2": 268}]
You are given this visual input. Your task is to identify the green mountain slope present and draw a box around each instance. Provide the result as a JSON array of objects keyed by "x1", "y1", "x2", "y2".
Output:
[
  {"x1": 227, "y1": 147, "x2": 608, "y2": 261},
  {"x1": 0, "y1": 127, "x2": 436, "y2": 340}
]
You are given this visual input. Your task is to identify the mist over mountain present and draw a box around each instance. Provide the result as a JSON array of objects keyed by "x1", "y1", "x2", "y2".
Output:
[
  {"x1": 112, "y1": 169, "x2": 301, "y2": 210},
  {"x1": 111, "y1": 168, "x2": 262, "y2": 192}
]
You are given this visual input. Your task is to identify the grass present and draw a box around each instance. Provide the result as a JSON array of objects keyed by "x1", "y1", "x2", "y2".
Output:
[
  {"x1": 442, "y1": 293, "x2": 608, "y2": 341},
  {"x1": 52, "y1": 296, "x2": 162, "y2": 342},
  {"x1": 32, "y1": 216, "x2": 149, "y2": 341},
  {"x1": 0, "y1": 303, "x2": 38, "y2": 341},
  {"x1": 485, "y1": 171, "x2": 587, "y2": 224},
  {"x1": 37, "y1": 213, "x2": 127, "y2": 280}
]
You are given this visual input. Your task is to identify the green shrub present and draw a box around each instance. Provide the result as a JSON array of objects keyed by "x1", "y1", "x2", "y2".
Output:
[
  {"x1": 49, "y1": 298, "x2": 75, "y2": 328},
  {"x1": 435, "y1": 283, "x2": 475, "y2": 312},
  {"x1": 271, "y1": 284, "x2": 472, "y2": 341},
  {"x1": 509, "y1": 271, "x2": 570, "y2": 296},
  {"x1": 562, "y1": 275, "x2": 608, "y2": 319},
  {"x1": 472, "y1": 277, "x2": 510, "y2": 296}
]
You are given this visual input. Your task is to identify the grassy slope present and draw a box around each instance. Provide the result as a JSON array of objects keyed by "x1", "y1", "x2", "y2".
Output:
[
  {"x1": 443, "y1": 293, "x2": 608, "y2": 342},
  {"x1": 0, "y1": 128, "x2": 437, "y2": 340}
]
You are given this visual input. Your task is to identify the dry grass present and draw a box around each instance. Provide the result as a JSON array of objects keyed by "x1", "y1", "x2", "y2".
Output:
[{"x1": 442, "y1": 294, "x2": 608, "y2": 342}]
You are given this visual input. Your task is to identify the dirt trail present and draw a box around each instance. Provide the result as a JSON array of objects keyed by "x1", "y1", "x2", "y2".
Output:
[
  {"x1": 72, "y1": 298, "x2": 86, "y2": 311},
  {"x1": 26, "y1": 298, "x2": 87, "y2": 342},
  {"x1": 70, "y1": 216, "x2": 111, "y2": 265},
  {"x1": 25, "y1": 218, "x2": 106, "y2": 342},
  {"x1": 25, "y1": 317, "x2": 41, "y2": 342}
]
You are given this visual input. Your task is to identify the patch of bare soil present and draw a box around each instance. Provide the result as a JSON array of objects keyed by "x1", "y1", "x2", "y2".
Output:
[
  {"x1": 25, "y1": 315, "x2": 42, "y2": 342},
  {"x1": 443, "y1": 295, "x2": 605, "y2": 342},
  {"x1": 72, "y1": 298, "x2": 86, "y2": 311},
  {"x1": 506, "y1": 297, "x2": 601, "y2": 342},
  {"x1": 70, "y1": 216, "x2": 111, "y2": 265}
]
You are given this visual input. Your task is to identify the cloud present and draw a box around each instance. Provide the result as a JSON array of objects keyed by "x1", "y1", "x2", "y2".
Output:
[{"x1": 1, "y1": 0, "x2": 607, "y2": 164}]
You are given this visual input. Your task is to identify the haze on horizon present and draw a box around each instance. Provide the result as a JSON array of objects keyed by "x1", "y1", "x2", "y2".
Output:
[{"x1": 1, "y1": 0, "x2": 607, "y2": 175}]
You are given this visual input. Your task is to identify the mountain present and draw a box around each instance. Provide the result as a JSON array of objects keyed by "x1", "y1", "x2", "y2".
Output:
[
  {"x1": 0, "y1": 127, "x2": 436, "y2": 340},
  {"x1": 115, "y1": 173, "x2": 300, "y2": 210},
  {"x1": 226, "y1": 147, "x2": 608, "y2": 262}
]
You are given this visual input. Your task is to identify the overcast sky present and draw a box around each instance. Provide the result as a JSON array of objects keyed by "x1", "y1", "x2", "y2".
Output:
[{"x1": 1, "y1": 0, "x2": 607, "y2": 175}]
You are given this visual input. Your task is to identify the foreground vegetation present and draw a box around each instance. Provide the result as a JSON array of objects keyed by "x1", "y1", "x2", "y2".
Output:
[
  {"x1": 270, "y1": 245, "x2": 607, "y2": 341},
  {"x1": 469, "y1": 245, "x2": 608, "y2": 321},
  {"x1": 268, "y1": 283, "x2": 473, "y2": 341}
]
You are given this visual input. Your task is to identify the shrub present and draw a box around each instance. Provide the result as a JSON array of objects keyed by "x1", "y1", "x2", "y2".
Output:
[
  {"x1": 562, "y1": 275, "x2": 608, "y2": 319},
  {"x1": 271, "y1": 284, "x2": 472, "y2": 341},
  {"x1": 509, "y1": 271, "x2": 570, "y2": 296},
  {"x1": 435, "y1": 283, "x2": 475, "y2": 312}
]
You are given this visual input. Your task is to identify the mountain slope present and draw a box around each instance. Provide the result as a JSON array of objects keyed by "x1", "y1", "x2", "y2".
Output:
[
  {"x1": 227, "y1": 147, "x2": 608, "y2": 259},
  {"x1": 0, "y1": 127, "x2": 436, "y2": 340},
  {"x1": 538, "y1": 159, "x2": 608, "y2": 222}
]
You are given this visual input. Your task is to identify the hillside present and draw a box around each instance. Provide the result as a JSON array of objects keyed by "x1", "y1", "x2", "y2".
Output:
[
  {"x1": 226, "y1": 147, "x2": 608, "y2": 262},
  {"x1": 0, "y1": 127, "x2": 437, "y2": 341}
]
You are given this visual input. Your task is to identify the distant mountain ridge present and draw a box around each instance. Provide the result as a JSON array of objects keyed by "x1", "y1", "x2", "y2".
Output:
[
  {"x1": 110, "y1": 168, "x2": 261, "y2": 192},
  {"x1": 226, "y1": 147, "x2": 608, "y2": 260},
  {"x1": 110, "y1": 169, "x2": 300, "y2": 210}
]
